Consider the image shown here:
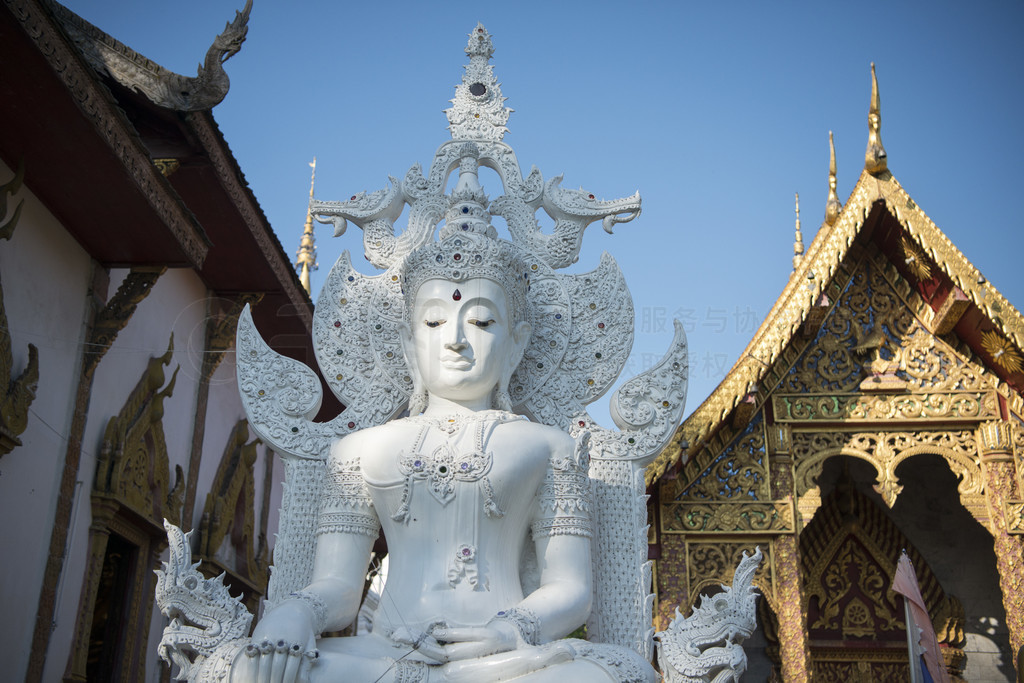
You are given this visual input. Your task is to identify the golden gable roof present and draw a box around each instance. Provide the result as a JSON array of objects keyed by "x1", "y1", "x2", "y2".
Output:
[{"x1": 647, "y1": 66, "x2": 1024, "y2": 486}]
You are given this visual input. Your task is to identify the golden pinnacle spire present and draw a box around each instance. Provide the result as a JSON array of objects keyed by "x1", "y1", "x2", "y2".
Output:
[
  {"x1": 295, "y1": 157, "x2": 318, "y2": 294},
  {"x1": 824, "y1": 131, "x2": 842, "y2": 226},
  {"x1": 865, "y1": 63, "x2": 888, "y2": 174},
  {"x1": 793, "y1": 192, "x2": 804, "y2": 271}
]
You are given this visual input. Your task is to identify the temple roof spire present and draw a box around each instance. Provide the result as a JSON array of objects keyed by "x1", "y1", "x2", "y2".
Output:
[
  {"x1": 824, "y1": 131, "x2": 842, "y2": 226},
  {"x1": 444, "y1": 23, "x2": 513, "y2": 141},
  {"x1": 865, "y1": 63, "x2": 888, "y2": 174},
  {"x1": 295, "y1": 158, "x2": 318, "y2": 294},
  {"x1": 793, "y1": 192, "x2": 804, "y2": 271}
]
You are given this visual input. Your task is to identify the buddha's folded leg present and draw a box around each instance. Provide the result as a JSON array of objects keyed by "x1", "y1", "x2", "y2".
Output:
[
  {"x1": 436, "y1": 640, "x2": 657, "y2": 683},
  {"x1": 438, "y1": 641, "x2": 576, "y2": 682}
]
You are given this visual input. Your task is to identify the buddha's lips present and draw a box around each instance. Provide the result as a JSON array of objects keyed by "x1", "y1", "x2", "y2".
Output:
[{"x1": 441, "y1": 356, "x2": 473, "y2": 369}]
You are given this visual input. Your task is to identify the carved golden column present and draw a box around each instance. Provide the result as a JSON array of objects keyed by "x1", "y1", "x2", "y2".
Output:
[
  {"x1": 978, "y1": 420, "x2": 1024, "y2": 673},
  {"x1": 768, "y1": 424, "x2": 813, "y2": 681}
]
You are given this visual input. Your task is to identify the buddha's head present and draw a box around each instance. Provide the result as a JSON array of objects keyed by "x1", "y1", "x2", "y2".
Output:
[{"x1": 398, "y1": 222, "x2": 532, "y2": 414}]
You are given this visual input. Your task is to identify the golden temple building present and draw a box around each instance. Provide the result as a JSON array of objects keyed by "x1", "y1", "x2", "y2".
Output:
[{"x1": 647, "y1": 66, "x2": 1024, "y2": 682}]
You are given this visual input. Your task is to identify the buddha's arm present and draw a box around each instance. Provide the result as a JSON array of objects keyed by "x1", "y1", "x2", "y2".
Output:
[
  {"x1": 305, "y1": 530, "x2": 376, "y2": 631},
  {"x1": 250, "y1": 531, "x2": 374, "y2": 647},
  {"x1": 507, "y1": 429, "x2": 595, "y2": 644},
  {"x1": 519, "y1": 533, "x2": 593, "y2": 641},
  {"x1": 254, "y1": 436, "x2": 381, "y2": 638}
]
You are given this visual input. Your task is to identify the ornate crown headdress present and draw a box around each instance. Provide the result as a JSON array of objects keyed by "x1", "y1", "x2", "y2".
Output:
[
  {"x1": 236, "y1": 24, "x2": 687, "y2": 464},
  {"x1": 397, "y1": 144, "x2": 530, "y2": 324}
]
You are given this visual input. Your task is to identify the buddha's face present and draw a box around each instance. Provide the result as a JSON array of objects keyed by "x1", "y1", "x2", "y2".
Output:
[{"x1": 405, "y1": 277, "x2": 530, "y2": 407}]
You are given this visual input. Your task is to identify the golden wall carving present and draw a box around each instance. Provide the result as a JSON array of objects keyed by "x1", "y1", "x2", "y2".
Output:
[
  {"x1": 684, "y1": 540, "x2": 772, "y2": 611},
  {"x1": 662, "y1": 414, "x2": 796, "y2": 533},
  {"x1": 93, "y1": 335, "x2": 183, "y2": 522},
  {"x1": 791, "y1": 429, "x2": 982, "y2": 515},
  {"x1": 1007, "y1": 502, "x2": 1024, "y2": 534},
  {"x1": 0, "y1": 160, "x2": 39, "y2": 458},
  {"x1": 83, "y1": 266, "x2": 167, "y2": 378},
  {"x1": 0, "y1": 158, "x2": 25, "y2": 240},
  {"x1": 814, "y1": 659, "x2": 908, "y2": 682},
  {"x1": 782, "y1": 256, "x2": 992, "y2": 399},
  {"x1": 662, "y1": 500, "x2": 794, "y2": 534},
  {"x1": 773, "y1": 391, "x2": 998, "y2": 423},
  {"x1": 197, "y1": 418, "x2": 268, "y2": 601},
  {"x1": 675, "y1": 416, "x2": 769, "y2": 502}
]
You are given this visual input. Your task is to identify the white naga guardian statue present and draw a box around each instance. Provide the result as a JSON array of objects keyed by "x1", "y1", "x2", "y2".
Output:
[{"x1": 156, "y1": 24, "x2": 753, "y2": 683}]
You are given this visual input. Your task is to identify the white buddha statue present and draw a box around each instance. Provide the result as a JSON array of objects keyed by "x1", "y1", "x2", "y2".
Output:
[
  {"x1": 157, "y1": 24, "x2": 696, "y2": 683},
  {"x1": 231, "y1": 211, "x2": 655, "y2": 681}
]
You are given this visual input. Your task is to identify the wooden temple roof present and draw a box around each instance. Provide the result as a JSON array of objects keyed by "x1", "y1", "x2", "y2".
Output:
[{"x1": 647, "y1": 71, "x2": 1024, "y2": 486}]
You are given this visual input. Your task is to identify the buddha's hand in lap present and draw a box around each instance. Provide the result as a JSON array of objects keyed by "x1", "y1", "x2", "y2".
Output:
[
  {"x1": 391, "y1": 623, "x2": 518, "y2": 663},
  {"x1": 234, "y1": 602, "x2": 318, "y2": 683}
]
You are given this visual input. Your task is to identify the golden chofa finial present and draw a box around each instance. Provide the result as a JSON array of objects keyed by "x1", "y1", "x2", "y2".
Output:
[
  {"x1": 295, "y1": 157, "x2": 319, "y2": 294},
  {"x1": 824, "y1": 131, "x2": 842, "y2": 226},
  {"x1": 793, "y1": 192, "x2": 804, "y2": 271},
  {"x1": 865, "y1": 63, "x2": 888, "y2": 175}
]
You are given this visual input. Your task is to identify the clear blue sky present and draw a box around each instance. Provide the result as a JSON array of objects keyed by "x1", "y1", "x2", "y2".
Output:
[{"x1": 60, "y1": 0, "x2": 1024, "y2": 422}]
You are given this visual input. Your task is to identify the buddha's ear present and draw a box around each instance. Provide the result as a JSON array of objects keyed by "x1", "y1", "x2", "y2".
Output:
[
  {"x1": 497, "y1": 321, "x2": 533, "y2": 412},
  {"x1": 398, "y1": 320, "x2": 427, "y2": 415},
  {"x1": 398, "y1": 320, "x2": 418, "y2": 376},
  {"x1": 512, "y1": 321, "x2": 532, "y2": 352}
]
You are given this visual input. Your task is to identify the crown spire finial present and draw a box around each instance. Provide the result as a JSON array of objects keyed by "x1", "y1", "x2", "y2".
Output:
[
  {"x1": 865, "y1": 63, "x2": 888, "y2": 174},
  {"x1": 792, "y1": 192, "x2": 804, "y2": 271},
  {"x1": 824, "y1": 131, "x2": 842, "y2": 226},
  {"x1": 295, "y1": 157, "x2": 318, "y2": 294},
  {"x1": 444, "y1": 24, "x2": 513, "y2": 142}
]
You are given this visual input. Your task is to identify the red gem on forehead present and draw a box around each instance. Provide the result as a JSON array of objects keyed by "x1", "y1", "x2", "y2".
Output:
[{"x1": 452, "y1": 289, "x2": 462, "y2": 301}]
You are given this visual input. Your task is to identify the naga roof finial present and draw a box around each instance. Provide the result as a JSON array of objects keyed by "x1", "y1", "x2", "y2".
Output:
[
  {"x1": 792, "y1": 192, "x2": 804, "y2": 271},
  {"x1": 51, "y1": 0, "x2": 252, "y2": 111},
  {"x1": 865, "y1": 63, "x2": 888, "y2": 175},
  {"x1": 824, "y1": 131, "x2": 842, "y2": 226},
  {"x1": 444, "y1": 23, "x2": 513, "y2": 142},
  {"x1": 295, "y1": 158, "x2": 318, "y2": 294}
]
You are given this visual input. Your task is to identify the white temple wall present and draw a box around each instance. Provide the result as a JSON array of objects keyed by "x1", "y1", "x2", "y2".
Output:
[
  {"x1": 0, "y1": 159, "x2": 93, "y2": 683},
  {"x1": 42, "y1": 266, "x2": 210, "y2": 682},
  {"x1": 190, "y1": 345, "x2": 247, "y2": 532}
]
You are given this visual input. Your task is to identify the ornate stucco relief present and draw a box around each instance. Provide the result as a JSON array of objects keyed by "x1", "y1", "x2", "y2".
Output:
[{"x1": 0, "y1": 160, "x2": 39, "y2": 458}]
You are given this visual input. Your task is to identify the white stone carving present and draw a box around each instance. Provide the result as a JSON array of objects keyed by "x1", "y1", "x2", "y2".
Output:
[
  {"x1": 655, "y1": 547, "x2": 763, "y2": 683},
  {"x1": 155, "y1": 521, "x2": 252, "y2": 681},
  {"x1": 445, "y1": 23, "x2": 512, "y2": 142},
  {"x1": 158, "y1": 23, "x2": 698, "y2": 683}
]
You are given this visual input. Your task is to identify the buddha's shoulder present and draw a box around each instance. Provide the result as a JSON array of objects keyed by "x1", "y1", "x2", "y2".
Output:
[
  {"x1": 329, "y1": 420, "x2": 422, "y2": 463},
  {"x1": 494, "y1": 418, "x2": 576, "y2": 456}
]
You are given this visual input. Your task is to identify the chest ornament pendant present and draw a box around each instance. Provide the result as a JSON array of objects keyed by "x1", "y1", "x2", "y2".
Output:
[{"x1": 392, "y1": 423, "x2": 504, "y2": 521}]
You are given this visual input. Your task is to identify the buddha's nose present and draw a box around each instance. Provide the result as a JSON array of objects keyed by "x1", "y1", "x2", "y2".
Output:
[{"x1": 445, "y1": 341, "x2": 468, "y2": 353}]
